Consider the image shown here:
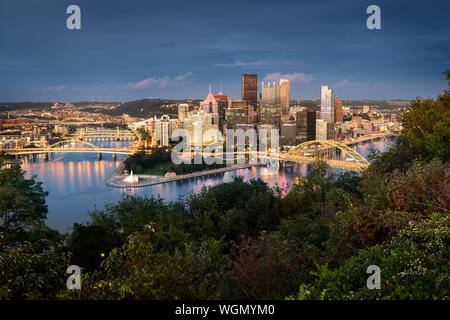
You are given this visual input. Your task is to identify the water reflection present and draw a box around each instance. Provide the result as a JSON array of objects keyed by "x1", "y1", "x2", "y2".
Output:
[{"x1": 21, "y1": 138, "x2": 393, "y2": 232}]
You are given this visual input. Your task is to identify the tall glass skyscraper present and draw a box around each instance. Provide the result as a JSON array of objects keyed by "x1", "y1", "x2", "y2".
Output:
[
  {"x1": 279, "y1": 79, "x2": 290, "y2": 116},
  {"x1": 242, "y1": 74, "x2": 258, "y2": 107},
  {"x1": 260, "y1": 81, "x2": 281, "y2": 128},
  {"x1": 320, "y1": 86, "x2": 335, "y2": 124}
]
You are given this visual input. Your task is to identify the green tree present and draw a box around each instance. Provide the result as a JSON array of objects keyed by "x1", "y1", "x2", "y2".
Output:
[
  {"x1": 0, "y1": 165, "x2": 48, "y2": 241},
  {"x1": 0, "y1": 240, "x2": 70, "y2": 300},
  {"x1": 65, "y1": 223, "x2": 122, "y2": 272}
]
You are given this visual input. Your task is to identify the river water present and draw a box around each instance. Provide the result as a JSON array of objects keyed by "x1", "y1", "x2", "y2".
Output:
[{"x1": 21, "y1": 138, "x2": 393, "y2": 232}]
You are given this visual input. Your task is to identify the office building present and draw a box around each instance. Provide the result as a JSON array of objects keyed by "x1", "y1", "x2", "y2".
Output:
[
  {"x1": 320, "y1": 86, "x2": 335, "y2": 124},
  {"x1": 242, "y1": 74, "x2": 258, "y2": 107},
  {"x1": 296, "y1": 110, "x2": 316, "y2": 143},
  {"x1": 316, "y1": 119, "x2": 328, "y2": 140},
  {"x1": 155, "y1": 115, "x2": 177, "y2": 147},
  {"x1": 214, "y1": 92, "x2": 228, "y2": 131},
  {"x1": 225, "y1": 108, "x2": 248, "y2": 129},
  {"x1": 279, "y1": 79, "x2": 290, "y2": 116},
  {"x1": 334, "y1": 97, "x2": 343, "y2": 123},
  {"x1": 280, "y1": 122, "x2": 296, "y2": 146},
  {"x1": 200, "y1": 86, "x2": 219, "y2": 115},
  {"x1": 178, "y1": 103, "x2": 189, "y2": 122},
  {"x1": 260, "y1": 81, "x2": 281, "y2": 128},
  {"x1": 184, "y1": 110, "x2": 219, "y2": 146}
]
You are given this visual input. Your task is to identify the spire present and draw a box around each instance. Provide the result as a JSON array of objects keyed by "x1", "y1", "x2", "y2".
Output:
[{"x1": 209, "y1": 85, "x2": 212, "y2": 94}]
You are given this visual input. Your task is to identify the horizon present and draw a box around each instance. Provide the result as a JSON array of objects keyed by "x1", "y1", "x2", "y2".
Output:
[
  {"x1": 0, "y1": 97, "x2": 415, "y2": 105},
  {"x1": 1, "y1": 0, "x2": 449, "y2": 102}
]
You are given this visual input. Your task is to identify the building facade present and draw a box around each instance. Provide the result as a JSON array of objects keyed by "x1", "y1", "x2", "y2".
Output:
[
  {"x1": 334, "y1": 97, "x2": 343, "y2": 123},
  {"x1": 279, "y1": 79, "x2": 290, "y2": 117},
  {"x1": 200, "y1": 86, "x2": 219, "y2": 115},
  {"x1": 320, "y1": 86, "x2": 335, "y2": 124},
  {"x1": 242, "y1": 74, "x2": 258, "y2": 107},
  {"x1": 296, "y1": 110, "x2": 316, "y2": 143},
  {"x1": 260, "y1": 81, "x2": 281, "y2": 128}
]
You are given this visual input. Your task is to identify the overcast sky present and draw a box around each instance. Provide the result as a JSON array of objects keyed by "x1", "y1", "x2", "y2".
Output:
[{"x1": 1, "y1": 0, "x2": 449, "y2": 102}]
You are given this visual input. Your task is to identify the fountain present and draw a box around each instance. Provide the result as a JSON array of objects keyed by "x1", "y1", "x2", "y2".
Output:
[{"x1": 123, "y1": 170, "x2": 139, "y2": 184}]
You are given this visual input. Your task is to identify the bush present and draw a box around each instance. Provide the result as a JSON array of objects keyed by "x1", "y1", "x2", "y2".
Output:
[
  {"x1": 363, "y1": 159, "x2": 449, "y2": 216},
  {"x1": 72, "y1": 225, "x2": 225, "y2": 299},
  {"x1": 225, "y1": 233, "x2": 304, "y2": 299},
  {"x1": 308, "y1": 214, "x2": 449, "y2": 300},
  {"x1": 0, "y1": 241, "x2": 70, "y2": 300}
]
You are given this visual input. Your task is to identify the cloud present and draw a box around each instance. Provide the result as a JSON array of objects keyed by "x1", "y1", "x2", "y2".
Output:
[
  {"x1": 42, "y1": 85, "x2": 65, "y2": 91},
  {"x1": 262, "y1": 72, "x2": 314, "y2": 84},
  {"x1": 174, "y1": 72, "x2": 193, "y2": 81},
  {"x1": 122, "y1": 72, "x2": 193, "y2": 89}
]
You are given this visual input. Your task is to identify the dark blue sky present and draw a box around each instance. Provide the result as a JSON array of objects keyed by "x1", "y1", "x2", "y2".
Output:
[{"x1": 1, "y1": 0, "x2": 449, "y2": 102}]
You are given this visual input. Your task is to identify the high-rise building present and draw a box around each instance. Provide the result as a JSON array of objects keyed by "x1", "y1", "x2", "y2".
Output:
[
  {"x1": 296, "y1": 110, "x2": 316, "y2": 143},
  {"x1": 155, "y1": 115, "x2": 177, "y2": 147},
  {"x1": 260, "y1": 81, "x2": 281, "y2": 128},
  {"x1": 320, "y1": 86, "x2": 335, "y2": 124},
  {"x1": 279, "y1": 79, "x2": 290, "y2": 116},
  {"x1": 334, "y1": 97, "x2": 343, "y2": 123},
  {"x1": 184, "y1": 110, "x2": 219, "y2": 146},
  {"x1": 214, "y1": 92, "x2": 228, "y2": 131},
  {"x1": 242, "y1": 74, "x2": 258, "y2": 107},
  {"x1": 280, "y1": 122, "x2": 296, "y2": 146},
  {"x1": 316, "y1": 119, "x2": 328, "y2": 140},
  {"x1": 225, "y1": 108, "x2": 248, "y2": 129},
  {"x1": 200, "y1": 86, "x2": 219, "y2": 114},
  {"x1": 178, "y1": 103, "x2": 189, "y2": 122}
]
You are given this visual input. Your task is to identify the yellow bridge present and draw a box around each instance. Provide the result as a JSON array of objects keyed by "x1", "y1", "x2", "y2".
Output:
[
  {"x1": 179, "y1": 140, "x2": 371, "y2": 171},
  {"x1": 4, "y1": 139, "x2": 139, "y2": 159},
  {"x1": 4, "y1": 138, "x2": 374, "y2": 171},
  {"x1": 281, "y1": 139, "x2": 370, "y2": 171},
  {"x1": 65, "y1": 128, "x2": 137, "y2": 140}
]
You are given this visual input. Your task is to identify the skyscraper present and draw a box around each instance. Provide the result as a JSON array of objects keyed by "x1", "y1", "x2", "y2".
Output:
[
  {"x1": 320, "y1": 86, "x2": 335, "y2": 124},
  {"x1": 200, "y1": 86, "x2": 218, "y2": 114},
  {"x1": 242, "y1": 74, "x2": 258, "y2": 107},
  {"x1": 178, "y1": 103, "x2": 189, "y2": 122},
  {"x1": 214, "y1": 92, "x2": 228, "y2": 131},
  {"x1": 260, "y1": 81, "x2": 281, "y2": 128},
  {"x1": 296, "y1": 110, "x2": 316, "y2": 143},
  {"x1": 279, "y1": 79, "x2": 290, "y2": 116},
  {"x1": 155, "y1": 115, "x2": 177, "y2": 147},
  {"x1": 334, "y1": 97, "x2": 343, "y2": 123}
]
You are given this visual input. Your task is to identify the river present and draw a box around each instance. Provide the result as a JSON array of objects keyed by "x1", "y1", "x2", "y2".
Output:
[{"x1": 21, "y1": 138, "x2": 393, "y2": 232}]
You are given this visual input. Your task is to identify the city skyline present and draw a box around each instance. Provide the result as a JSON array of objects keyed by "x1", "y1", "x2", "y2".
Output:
[{"x1": 1, "y1": 0, "x2": 449, "y2": 102}]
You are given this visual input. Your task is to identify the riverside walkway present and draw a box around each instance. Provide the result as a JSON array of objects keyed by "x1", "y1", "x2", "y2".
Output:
[{"x1": 106, "y1": 162, "x2": 266, "y2": 188}]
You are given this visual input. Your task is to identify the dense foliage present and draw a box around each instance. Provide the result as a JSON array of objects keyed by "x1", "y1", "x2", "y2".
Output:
[{"x1": 124, "y1": 148, "x2": 226, "y2": 175}]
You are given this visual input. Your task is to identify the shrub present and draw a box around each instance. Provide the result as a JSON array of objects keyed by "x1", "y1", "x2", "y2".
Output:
[
  {"x1": 308, "y1": 214, "x2": 449, "y2": 300},
  {"x1": 73, "y1": 225, "x2": 225, "y2": 299},
  {"x1": 0, "y1": 241, "x2": 70, "y2": 300},
  {"x1": 225, "y1": 233, "x2": 304, "y2": 299}
]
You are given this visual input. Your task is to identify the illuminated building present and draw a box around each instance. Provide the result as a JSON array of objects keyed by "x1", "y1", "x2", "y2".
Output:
[{"x1": 279, "y1": 79, "x2": 290, "y2": 116}]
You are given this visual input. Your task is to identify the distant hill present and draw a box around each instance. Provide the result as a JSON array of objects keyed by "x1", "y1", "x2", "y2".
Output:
[
  {"x1": 0, "y1": 102, "x2": 54, "y2": 111},
  {"x1": 0, "y1": 101, "x2": 119, "y2": 111},
  {"x1": 296, "y1": 99, "x2": 411, "y2": 111},
  {"x1": 102, "y1": 99, "x2": 200, "y2": 118},
  {"x1": 1, "y1": 99, "x2": 411, "y2": 117}
]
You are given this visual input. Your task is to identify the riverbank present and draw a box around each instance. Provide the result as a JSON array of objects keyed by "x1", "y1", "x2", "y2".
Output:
[{"x1": 106, "y1": 162, "x2": 266, "y2": 188}]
